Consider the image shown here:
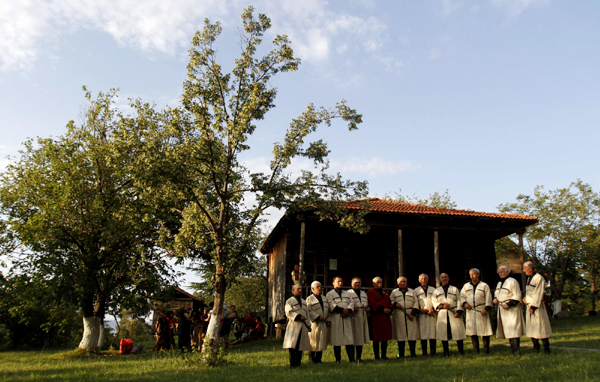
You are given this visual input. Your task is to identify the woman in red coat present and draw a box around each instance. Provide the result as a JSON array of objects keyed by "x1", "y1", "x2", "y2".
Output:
[{"x1": 367, "y1": 277, "x2": 393, "y2": 360}]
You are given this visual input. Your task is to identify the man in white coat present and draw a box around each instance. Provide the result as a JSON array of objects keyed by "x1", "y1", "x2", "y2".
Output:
[
  {"x1": 523, "y1": 261, "x2": 553, "y2": 354},
  {"x1": 493, "y1": 265, "x2": 524, "y2": 356},
  {"x1": 306, "y1": 281, "x2": 330, "y2": 363},
  {"x1": 415, "y1": 274, "x2": 436, "y2": 356},
  {"x1": 390, "y1": 276, "x2": 420, "y2": 357},
  {"x1": 460, "y1": 268, "x2": 493, "y2": 355},
  {"x1": 283, "y1": 284, "x2": 311, "y2": 367},
  {"x1": 432, "y1": 273, "x2": 466, "y2": 356},
  {"x1": 347, "y1": 277, "x2": 370, "y2": 363},
  {"x1": 326, "y1": 276, "x2": 355, "y2": 363}
]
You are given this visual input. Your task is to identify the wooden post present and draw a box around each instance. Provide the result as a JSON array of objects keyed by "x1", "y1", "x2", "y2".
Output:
[
  {"x1": 518, "y1": 233, "x2": 526, "y2": 288},
  {"x1": 434, "y1": 230, "x2": 440, "y2": 287},
  {"x1": 299, "y1": 221, "x2": 306, "y2": 287},
  {"x1": 397, "y1": 229, "x2": 404, "y2": 277}
]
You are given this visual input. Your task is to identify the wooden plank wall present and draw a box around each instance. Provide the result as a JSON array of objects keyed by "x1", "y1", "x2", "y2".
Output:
[{"x1": 268, "y1": 234, "x2": 287, "y2": 322}]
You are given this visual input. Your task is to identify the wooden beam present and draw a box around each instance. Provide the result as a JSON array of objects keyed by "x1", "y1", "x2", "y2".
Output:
[
  {"x1": 518, "y1": 233, "x2": 526, "y2": 288},
  {"x1": 434, "y1": 230, "x2": 440, "y2": 287},
  {"x1": 299, "y1": 221, "x2": 306, "y2": 286},
  {"x1": 398, "y1": 229, "x2": 404, "y2": 277}
]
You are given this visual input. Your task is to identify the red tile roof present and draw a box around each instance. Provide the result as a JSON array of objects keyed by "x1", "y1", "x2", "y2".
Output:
[{"x1": 345, "y1": 198, "x2": 538, "y2": 222}]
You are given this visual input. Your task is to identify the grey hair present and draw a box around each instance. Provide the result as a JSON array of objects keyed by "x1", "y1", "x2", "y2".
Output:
[
  {"x1": 498, "y1": 265, "x2": 510, "y2": 273},
  {"x1": 469, "y1": 268, "x2": 480, "y2": 275},
  {"x1": 311, "y1": 281, "x2": 322, "y2": 289},
  {"x1": 523, "y1": 261, "x2": 534, "y2": 270},
  {"x1": 418, "y1": 274, "x2": 429, "y2": 280},
  {"x1": 372, "y1": 276, "x2": 383, "y2": 283}
]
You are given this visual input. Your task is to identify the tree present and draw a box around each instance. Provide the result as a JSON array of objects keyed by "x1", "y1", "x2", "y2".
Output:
[
  {"x1": 0, "y1": 89, "x2": 176, "y2": 351},
  {"x1": 140, "y1": 7, "x2": 368, "y2": 357},
  {"x1": 386, "y1": 189, "x2": 458, "y2": 209},
  {"x1": 498, "y1": 180, "x2": 600, "y2": 313}
]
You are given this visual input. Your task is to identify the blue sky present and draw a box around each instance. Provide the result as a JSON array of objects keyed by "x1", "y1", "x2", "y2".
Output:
[{"x1": 1, "y1": 0, "x2": 599, "y2": 287}]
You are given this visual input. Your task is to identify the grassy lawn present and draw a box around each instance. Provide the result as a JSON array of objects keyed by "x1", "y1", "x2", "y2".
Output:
[{"x1": 1, "y1": 316, "x2": 599, "y2": 382}]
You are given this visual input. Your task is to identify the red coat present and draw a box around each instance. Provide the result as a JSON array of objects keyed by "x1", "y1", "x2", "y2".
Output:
[{"x1": 367, "y1": 288, "x2": 393, "y2": 342}]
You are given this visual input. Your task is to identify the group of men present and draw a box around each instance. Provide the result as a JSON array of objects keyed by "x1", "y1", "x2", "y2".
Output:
[{"x1": 283, "y1": 261, "x2": 553, "y2": 367}]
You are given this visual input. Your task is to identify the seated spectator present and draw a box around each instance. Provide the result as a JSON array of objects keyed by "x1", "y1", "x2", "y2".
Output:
[
  {"x1": 250, "y1": 317, "x2": 265, "y2": 338},
  {"x1": 233, "y1": 317, "x2": 247, "y2": 340}
]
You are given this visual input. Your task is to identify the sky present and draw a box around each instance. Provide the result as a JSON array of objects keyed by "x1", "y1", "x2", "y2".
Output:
[{"x1": 1, "y1": 0, "x2": 599, "y2": 288}]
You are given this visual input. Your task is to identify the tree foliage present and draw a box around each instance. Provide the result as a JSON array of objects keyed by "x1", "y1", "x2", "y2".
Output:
[
  {"x1": 385, "y1": 188, "x2": 458, "y2": 209},
  {"x1": 137, "y1": 7, "x2": 369, "y2": 354},
  {"x1": 498, "y1": 180, "x2": 600, "y2": 311},
  {"x1": 0, "y1": 89, "x2": 176, "y2": 350}
]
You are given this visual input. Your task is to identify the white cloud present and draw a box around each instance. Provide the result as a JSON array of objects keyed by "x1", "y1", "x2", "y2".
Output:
[
  {"x1": 490, "y1": 0, "x2": 548, "y2": 17},
  {"x1": 0, "y1": 0, "x2": 389, "y2": 72},
  {"x1": 332, "y1": 157, "x2": 420, "y2": 176}
]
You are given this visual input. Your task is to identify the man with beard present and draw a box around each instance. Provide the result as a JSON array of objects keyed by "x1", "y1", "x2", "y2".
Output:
[
  {"x1": 460, "y1": 268, "x2": 493, "y2": 355},
  {"x1": 432, "y1": 273, "x2": 466, "y2": 356},
  {"x1": 306, "y1": 281, "x2": 330, "y2": 363},
  {"x1": 493, "y1": 265, "x2": 524, "y2": 356},
  {"x1": 347, "y1": 277, "x2": 370, "y2": 363},
  {"x1": 367, "y1": 276, "x2": 392, "y2": 360},
  {"x1": 390, "y1": 276, "x2": 420, "y2": 358},
  {"x1": 522, "y1": 261, "x2": 553, "y2": 354},
  {"x1": 283, "y1": 284, "x2": 311, "y2": 367},
  {"x1": 415, "y1": 274, "x2": 436, "y2": 356},
  {"x1": 326, "y1": 276, "x2": 355, "y2": 362}
]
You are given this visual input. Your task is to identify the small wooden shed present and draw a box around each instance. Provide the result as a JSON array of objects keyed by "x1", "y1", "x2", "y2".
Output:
[{"x1": 260, "y1": 198, "x2": 537, "y2": 324}]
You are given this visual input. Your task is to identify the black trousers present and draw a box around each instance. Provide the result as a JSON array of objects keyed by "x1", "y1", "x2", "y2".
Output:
[
  {"x1": 421, "y1": 339, "x2": 437, "y2": 356},
  {"x1": 373, "y1": 341, "x2": 388, "y2": 359},
  {"x1": 289, "y1": 332, "x2": 303, "y2": 367}
]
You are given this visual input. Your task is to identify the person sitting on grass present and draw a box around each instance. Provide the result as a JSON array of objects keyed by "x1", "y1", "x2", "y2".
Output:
[
  {"x1": 233, "y1": 317, "x2": 247, "y2": 340},
  {"x1": 250, "y1": 317, "x2": 265, "y2": 338}
]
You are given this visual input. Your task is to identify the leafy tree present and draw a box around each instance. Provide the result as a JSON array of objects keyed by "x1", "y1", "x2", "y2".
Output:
[
  {"x1": 0, "y1": 272, "x2": 81, "y2": 348},
  {"x1": 141, "y1": 7, "x2": 368, "y2": 357},
  {"x1": 386, "y1": 188, "x2": 458, "y2": 209},
  {"x1": 499, "y1": 180, "x2": 600, "y2": 313},
  {"x1": 0, "y1": 89, "x2": 176, "y2": 350}
]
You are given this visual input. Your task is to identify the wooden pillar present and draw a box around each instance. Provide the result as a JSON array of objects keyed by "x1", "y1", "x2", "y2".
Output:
[
  {"x1": 434, "y1": 230, "x2": 440, "y2": 287},
  {"x1": 518, "y1": 233, "x2": 526, "y2": 288},
  {"x1": 397, "y1": 229, "x2": 404, "y2": 278},
  {"x1": 299, "y1": 221, "x2": 306, "y2": 287}
]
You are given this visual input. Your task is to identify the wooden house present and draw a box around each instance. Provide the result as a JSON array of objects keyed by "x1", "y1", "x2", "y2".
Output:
[{"x1": 260, "y1": 198, "x2": 537, "y2": 324}]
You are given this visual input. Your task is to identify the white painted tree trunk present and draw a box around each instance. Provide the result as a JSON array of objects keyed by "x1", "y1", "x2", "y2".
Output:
[
  {"x1": 202, "y1": 313, "x2": 221, "y2": 352},
  {"x1": 79, "y1": 316, "x2": 101, "y2": 350},
  {"x1": 97, "y1": 323, "x2": 106, "y2": 349},
  {"x1": 553, "y1": 299, "x2": 562, "y2": 316}
]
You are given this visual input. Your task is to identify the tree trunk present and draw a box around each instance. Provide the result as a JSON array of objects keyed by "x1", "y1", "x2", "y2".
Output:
[
  {"x1": 591, "y1": 264, "x2": 597, "y2": 312},
  {"x1": 97, "y1": 320, "x2": 106, "y2": 349},
  {"x1": 202, "y1": 265, "x2": 227, "y2": 356},
  {"x1": 79, "y1": 316, "x2": 101, "y2": 350}
]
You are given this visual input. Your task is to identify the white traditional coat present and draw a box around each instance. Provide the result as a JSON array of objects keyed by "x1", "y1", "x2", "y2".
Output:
[
  {"x1": 326, "y1": 289, "x2": 354, "y2": 346},
  {"x1": 282, "y1": 296, "x2": 311, "y2": 351},
  {"x1": 390, "y1": 288, "x2": 420, "y2": 341},
  {"x1": 460, "y1": 281, "x2": 493, "y2": 336},
  {"x1": 523, "y1": 273, "x2": 553, "y2": 339},
  {"x1": 432, "y1": 285, "x2": 466, "y2": 341},
  {"x1": 494, "y1": 277, "x2": 524, "y2": 339},
  {"x1": 415, "y1": 285, "x2": 437, "y2": 340},
  {"x1": 347, "y1": 289, "x2": 370, "y2": 346},
  {"x1": 306, "y1": 294, "x2": 330, "y2": 351}
]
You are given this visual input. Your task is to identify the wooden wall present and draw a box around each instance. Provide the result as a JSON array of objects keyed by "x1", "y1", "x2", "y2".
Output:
[{"x1": 268, "y1": 234, "x2": 287, "y2": 322}]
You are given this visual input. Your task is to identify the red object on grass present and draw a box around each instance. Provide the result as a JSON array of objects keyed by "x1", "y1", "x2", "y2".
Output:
[{"x1": 119, "y1": 338, "x2": 134, "y2": 354}]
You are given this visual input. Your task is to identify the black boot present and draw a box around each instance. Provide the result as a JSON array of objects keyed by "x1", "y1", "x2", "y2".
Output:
[
  {"x1": 516, "y1": 338, "x2": 521, "y2": 356},
  {"x1": 510, "y1": 338, "x2": 521, "y2": 356},
  {"x1": 373, "y1": 342, "x2": 380, "y2": 360},
  {"x1": 289, "y1": 349, "x2": 296, "y2": 368},
  {"x1": 397, "y1": 341, "x2": 405, "y2": 358},
  {"x1": 295, "y1": 350, "x2": 303, "y2": 367},
  {"x1": 430, "y1": 339, "x2": 437, "y2": 356},
  {"x1": 334, "y1": 346, "x2": 341, "y2": 363},
  {"x1": 442, "y1": 341, "x2": 450, "y2": 357},
  {"x1": 314, "y1": 351, "x2": 323, "y2": 363},
  {"x1": 457, "y1": 340, "x2": 464, "y2": 355},
  {"x1": 532, "y1": 338, "x2": 540, "y2": 353},
  {"x1": 381, "y1": 341, "x2": 388, "y2": 360},
  {"x1": 483, "y1": 336, "x2": 490, "y2": 355},
  {"x1": 408, "y1": 341, "x2": 417, "y2": 357},
  {"x1": 542, "y1": 338, "x2": 550, "y2": 354},
  {"x1": 346, "y1": 345, "x2": 355, "y2": 363},
  {"x1": 356, "y1": 345, "x2": 363, "y2": 363},
  {"x1": 309, "y1": 351, "x2": 315, "y2": 364},
  {"x1": 471, "y1": 336, "x2": 480, "y2": 354},
  {"x1": 421, "y1": 340, "x2": 428, "y2": 356}
]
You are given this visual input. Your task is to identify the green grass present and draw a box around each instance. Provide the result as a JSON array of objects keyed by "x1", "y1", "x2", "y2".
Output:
[{"x1": 1, "y1": 317, "x2": 600, "y2": 381}]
